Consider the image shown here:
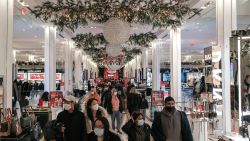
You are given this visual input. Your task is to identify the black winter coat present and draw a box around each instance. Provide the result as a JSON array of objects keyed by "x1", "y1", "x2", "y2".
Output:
[
  {"x1": 122, "y1": 120, "x2": 151, "y2": 141},
  {"x1": 56, "y1": 110, "x2": 87, "y2": 141},
  {"x1": 151, "y1": 111, "x2": 193, "y2": 141},
  {"x1": 127, "y1": 93, "x2": 141, "y2": 114},
  {"x1": 88, "y1": 131, "x2": 121, "y2": 141}
]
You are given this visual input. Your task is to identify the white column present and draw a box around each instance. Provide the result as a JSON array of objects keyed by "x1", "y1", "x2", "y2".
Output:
[
  {"x1": 142, "y1": 49, "x2": 148, "y2": 80},
  {"x1": 170, "y1": 28, "x2": 182, "y2": 102},
  {"x1": 74, "y1": 49, "x2": 82, "y2": 88},
  {"x1": 64, "y1": 40, "x2": 73, "y2": 92},
  {"x1": 216, "y1": 0, "x2": 237, "y2": 133},
  {"x1": 44, "y1": 26, "x2": 57, "y2": 91},
  {"x1": 152, "y1": 41, "x2": 161, "y2": 91},
  {"x1": 0, "y1": 0, "x2": 13, "y2": 108}
]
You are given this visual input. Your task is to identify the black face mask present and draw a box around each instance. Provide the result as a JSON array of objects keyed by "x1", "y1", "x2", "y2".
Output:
[{"x1": 165, "y1": 106, "x2": 175, "y2": 113}]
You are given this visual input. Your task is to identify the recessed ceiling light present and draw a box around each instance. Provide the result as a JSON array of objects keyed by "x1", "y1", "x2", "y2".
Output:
[
  {"x1": 29, "y1": 25, "x2": 33, "y2": 28},
  {"x1": 90, "y1": 26, "x2": 94, "y2": 28},
  {"x1": 196, "y1": 23, "x2": 200, "y2": 25}
]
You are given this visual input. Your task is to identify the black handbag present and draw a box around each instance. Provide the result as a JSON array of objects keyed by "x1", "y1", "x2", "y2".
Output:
[
  {"x1": 0, "y1": 108, "x2": 10, "y2": 137},
  {"x1": 31, "y1": 122, "x2": 43, "y2": 141}
]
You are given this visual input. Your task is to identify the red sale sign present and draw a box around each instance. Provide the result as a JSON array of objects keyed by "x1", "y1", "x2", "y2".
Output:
[
  {"x1": 50, "y1": 91, "x2": 63, "y2": 107},
  {"x1": 28, "y1": 73, "x2": 62, "y2": 81}
]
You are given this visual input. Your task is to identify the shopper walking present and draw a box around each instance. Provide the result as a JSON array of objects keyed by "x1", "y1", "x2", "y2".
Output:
[
  {"x1": 151, "y1": 96, "x2": 193, "y2": 141},
  {"x1": 83, "y1": 98, "x2": 108, "y2": 135},
  {"x1": 127, "y1": 86, "x2": 141, "y2": 115},
  {"x1": 56, "y1": 95, "x2": 87, "y2": 141},
  {"x1": 83, "y1": 86, "x2": 101, "y2": 104},
  {"x1": 122, "y1": 112, "x2": 151, "y2": 141},
  {"x1": 105, "y1": 88, "x2": 123, "y2": 134},
  {"x1": 244, "y1": 75, "x2": 250, "y2": 108},
  {"x1": 88, "y1": 117, "x2": 121, "y2": 141},
  {"x1": 139, "y1": 94, "x2": 149, "y2": 117}
]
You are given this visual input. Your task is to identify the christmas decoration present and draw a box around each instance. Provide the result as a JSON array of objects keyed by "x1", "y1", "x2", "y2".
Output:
[
  {"x1": 103, "y1": 17, "x2": 130, "y2": 44},
  {"x1": 30, "y1": 0, "x2": 198, "y2": 31}
]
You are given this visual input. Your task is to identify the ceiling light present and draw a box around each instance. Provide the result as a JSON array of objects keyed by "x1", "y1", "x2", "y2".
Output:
[
  {"x1": 34, "y1": 35, "x2": 38, "y2": 38},
  {"x1": 201, "y1": 6, "x2": 207, "y2": 9},
  {"x1": 196, "y1": 23, "x2": 200, "y2": 25},
  {"x1": 90, "y1": 26, "x2": 94, "y2": 28}
]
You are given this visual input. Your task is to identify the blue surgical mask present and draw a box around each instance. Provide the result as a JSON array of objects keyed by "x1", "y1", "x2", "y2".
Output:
[
  {"x1": 94, "y1": 128, "x2": 104, "y2": 136},
  {"x1": 137, "y1": 119, "x2": 144, "y2": 126}
]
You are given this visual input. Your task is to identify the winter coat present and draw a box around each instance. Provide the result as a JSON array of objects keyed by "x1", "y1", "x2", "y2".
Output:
[
  {"x1": 151, "y1": 111, "x2": 193, "y2": 141},
  {"x1": 122, "y1": 119, "x2": 151, "y2": 141},
  {"x1": 82, "y1": 106, "x2": 108, "y2": 134},
  {"x1": 87, "y1": 130, "x2": 121, "y2": 141},
  {"x1": 104, "y1": 93, "x2": 123, "y2": 115}
]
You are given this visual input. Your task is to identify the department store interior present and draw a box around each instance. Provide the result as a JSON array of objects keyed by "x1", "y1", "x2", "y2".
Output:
[{"x1": 0, "y1": 0, "x2": 250, "y2": 141}]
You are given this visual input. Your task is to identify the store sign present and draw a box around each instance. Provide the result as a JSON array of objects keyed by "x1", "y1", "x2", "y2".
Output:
[
  {"x1": 28, "y1": 73, "x2": 62, "y2": 80},
  {"x1": 17, "y1": 73, "x2": 27, "y2": 80},
  {"x1": 212, "y1": 46, "x2": 222, "y2": 100},
  {"x1": 50, "y1": 91, "x2": 63, "y2": 107},
  {"x1": 151, "y1": 91, "x2": 164, "y2": 106}
]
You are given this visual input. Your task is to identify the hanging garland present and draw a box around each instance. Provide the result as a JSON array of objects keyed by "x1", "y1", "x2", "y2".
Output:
[
  {"x1": 30, "y1": 0, "x2": 199, "y2": 31},
  {"x1": 72, "y1": 32, "x2": 156, "y2": 49}
]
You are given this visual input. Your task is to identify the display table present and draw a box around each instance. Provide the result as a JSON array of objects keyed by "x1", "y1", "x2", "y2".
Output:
[
  {"x1": 23, "y1": 108, "x2": 52, "y2": 130},
  {"x1": 224, "y1": 133, "x2": 249, "y2": 141}
]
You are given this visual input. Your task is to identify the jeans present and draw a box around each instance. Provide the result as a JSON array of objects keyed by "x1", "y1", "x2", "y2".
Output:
[{"x1": 111, "y1": 111, "x2": 121, "y2": 130}]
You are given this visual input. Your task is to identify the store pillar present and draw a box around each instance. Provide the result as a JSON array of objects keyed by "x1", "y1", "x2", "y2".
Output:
[
  {"x1": 142, "y1": 49, "x2": 148, "y2": 80},
  {"x1": 74, "y1": 49, "x2": 82, "y2": 89},
  {"x1": 44, "y1": 26, "x2": 57, "y2": 92},
  {"x1": 64, "y1": 40, "x2": 73, "y2": 92},
  {"x1": 216, "y1": 0, "x2": 237, "y2": 132},
  {"x1": 170, "y1": 28, "x2": 182, "y2": 103},
  {"x1": 152, "y1": 41, "x2": 162, "y2": 91},
  {"x1": 0, "y1": 0, "x2": 13, "y2": 108}
]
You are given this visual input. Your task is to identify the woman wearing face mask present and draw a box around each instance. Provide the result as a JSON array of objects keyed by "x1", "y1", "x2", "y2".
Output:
[
  {"x1": 83, "y1": 98, "x2": 108, "y2": 136},
  {"x1": 83, "y1": 86, "x2": 101, "y2": 105},
  {"x1": 88, "y1": 117, "x2": 121, "y2": 141},
  {"x1": 105, "y1": 88, "x2": 123, "y2": 134},
  {"x1": 122, "y1": 112, "x2": 151, "y2": 141}
]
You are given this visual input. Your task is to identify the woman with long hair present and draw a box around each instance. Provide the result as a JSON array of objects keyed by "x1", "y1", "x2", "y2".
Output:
[
  {"x1": 88, "y1": 117, "x2": 121, "y2": 141},
  {"x1": 83, "y1": 98, "x2": 107, "y2": 135}
]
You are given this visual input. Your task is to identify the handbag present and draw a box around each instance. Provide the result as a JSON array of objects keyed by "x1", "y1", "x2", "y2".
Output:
[
  {"x1": 9, "y1": 108, "x2": 22, "y2": 136},
  {"x1": 0, "y1": 108, "x2": 10, "y2": 137},
  {"x1": 31, "y1": 122, "x2": 43, "y2": 141}
]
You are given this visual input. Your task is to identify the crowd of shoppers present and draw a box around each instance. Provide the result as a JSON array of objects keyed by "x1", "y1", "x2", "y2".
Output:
[{"x1": 55, "y1": 79, "x2": 193, "y2": 141}]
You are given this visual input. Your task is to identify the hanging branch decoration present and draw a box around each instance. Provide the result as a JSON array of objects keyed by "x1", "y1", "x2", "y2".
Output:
[
  {"x1": 241, "y1": 40, "x2": 250, "y2": 57},
  {"x1": 30, "y1": 0, "x2": 199, "y2": 31},
  {"x1": 128, "y1": 32, "x2": 157, "y2": 47}
]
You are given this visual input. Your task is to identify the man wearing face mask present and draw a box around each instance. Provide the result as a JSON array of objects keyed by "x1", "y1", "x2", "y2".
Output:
[
  {"x1": 151, "y1": 96, "x2": 193, "y2": 141},
  {"x1": 56, "y1": 95, "x2": 87, "y2": 141}
]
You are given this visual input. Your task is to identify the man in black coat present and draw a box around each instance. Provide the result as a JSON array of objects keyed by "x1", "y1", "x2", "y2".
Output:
[
  {"x1": 151, "y1": 96, "x2": 193, "y2": 141},
  {"x1": 56, "y1": 95, "x2": 87, "y2": 141}
]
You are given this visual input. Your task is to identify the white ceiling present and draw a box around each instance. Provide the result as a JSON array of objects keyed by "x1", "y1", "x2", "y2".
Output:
[{"x1": 13, "y1": 0, "x2": 250, "y2": 63}]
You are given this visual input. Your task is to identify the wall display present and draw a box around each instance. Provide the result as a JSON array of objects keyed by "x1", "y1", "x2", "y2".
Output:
[
  {"x1": 17, "y1": 73, "x2": 28, "y2": 80},
  {"x1": 230, "y1": 30, "x2": 250, "y2": 133},
  {"x1": 146, "y1": 68, "x2": 152, "y2": 87}
]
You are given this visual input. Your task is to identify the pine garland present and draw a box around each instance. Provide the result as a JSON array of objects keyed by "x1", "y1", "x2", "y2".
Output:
[{"x1": 30, "y1": 0, "x2": 198, "y2": 31}]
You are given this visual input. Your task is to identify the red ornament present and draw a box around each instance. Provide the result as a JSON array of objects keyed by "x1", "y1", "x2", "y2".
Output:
[{"x1": 21, "y1": 7, "x2": 27, "y2": 15}]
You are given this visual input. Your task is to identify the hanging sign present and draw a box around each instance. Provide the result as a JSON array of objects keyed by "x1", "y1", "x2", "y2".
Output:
[
  {"x1": 28, "y1": 73, "x2": 62, "y2": 81},
  {"x1": 151, "y1": 91, "x2": 164, "y2": 106}
]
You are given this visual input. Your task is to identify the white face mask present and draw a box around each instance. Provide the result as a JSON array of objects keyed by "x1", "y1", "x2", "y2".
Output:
[
  {"x1": 137, "y1": 119, "x2": 145, "y2": 126},
  {"x1": 63, "y1": 104, "x2": 71, "y2": 111},
  {"x1": 92, "y1": 104, "x2": 99, "y2": 111},
  {"x1": 94, "y1": 128, "x2": 104, "y2": 136},
  {"x1": 114, "y1": 92, "x2": 117, "y2": 96},
  {"x1": 91, "y1": 91, "x2": 94, "y2": 95}
]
